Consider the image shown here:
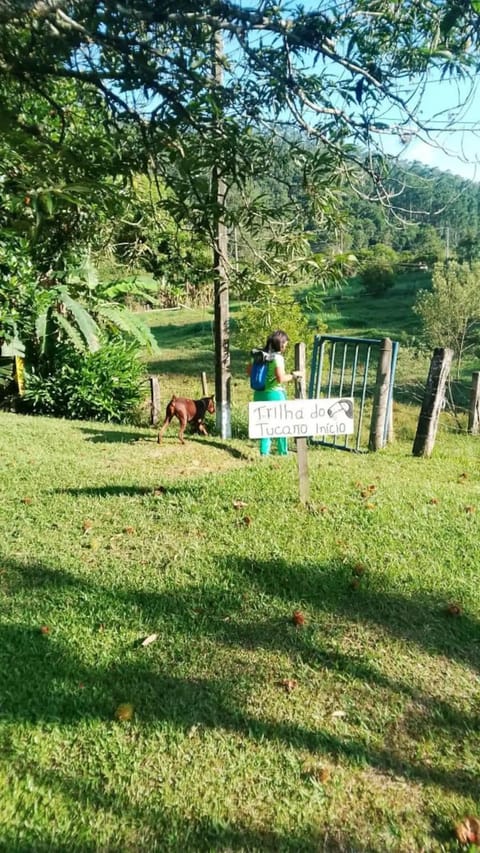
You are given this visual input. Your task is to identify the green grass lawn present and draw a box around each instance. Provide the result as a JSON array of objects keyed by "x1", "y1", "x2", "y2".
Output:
[
  {"x1": 1, "y1": 405, "x2": 480, "y2": 851},
  {"x1": 2, "y1": 274, "x2": 480, "y2": 851}
]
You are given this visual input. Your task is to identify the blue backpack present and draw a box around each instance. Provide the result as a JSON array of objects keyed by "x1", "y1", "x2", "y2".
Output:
[{"x1": 250, "y1": 348, "x2": 274, "y2": 391}]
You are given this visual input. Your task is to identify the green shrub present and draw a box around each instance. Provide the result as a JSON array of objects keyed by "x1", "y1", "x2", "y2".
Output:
[
  {"x1": 359, "y1": 259, "x2": 396, "y2": 297},
  {"x1": 23, "y1": 339, "x2": 146, "y2": 423},
  {"x1": 234, "y1": 286, "x2": 316, "y2": 353}
]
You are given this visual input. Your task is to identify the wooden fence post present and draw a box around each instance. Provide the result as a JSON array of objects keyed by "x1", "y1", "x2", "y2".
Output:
[
  {"x1": 369, "y1": 337, "x2": 392, "y2": 451},
  {"x1": 468, "y1": 371, "x2": 480, "y2": 434},
  {"x1": 294, "y1": 342, "x2": 309, "y2": 504},
  {"x1": 149, "y1": 375, "x2": 160, "y2": 426},
  {"x1": 412, "y1": 347, "x2": 453, "y2": 457},
  {"x1": 201, "y1": 372, "x2": 209, "y2": 396}
]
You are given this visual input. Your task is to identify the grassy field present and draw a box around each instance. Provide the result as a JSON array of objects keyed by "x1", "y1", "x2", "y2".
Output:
[{"x1": 1, "y1": 277, "x2": 480, "y2": 852}]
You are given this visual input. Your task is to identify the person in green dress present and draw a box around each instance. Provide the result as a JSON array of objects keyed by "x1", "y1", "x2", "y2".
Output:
[{"x1": 247, "y1": 330, "x2": 300, "y2": 457}]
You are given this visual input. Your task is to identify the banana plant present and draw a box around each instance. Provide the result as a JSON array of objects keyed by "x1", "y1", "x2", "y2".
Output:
[{"x1": 66, "y1": 256, "x2": 159, "y2": 353}]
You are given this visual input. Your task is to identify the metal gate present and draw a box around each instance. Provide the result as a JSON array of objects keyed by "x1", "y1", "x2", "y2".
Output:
[{"x1": 308, "y1": 334, "x2": 399, "y2": 452}]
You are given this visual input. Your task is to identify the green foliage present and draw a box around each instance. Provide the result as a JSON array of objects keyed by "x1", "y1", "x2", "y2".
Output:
[
  {"x1": 414, "y1": 260, "x2": 480, "y2": 373},
  {"x1": 234, "y1": 286, "x2": 321, "y2": 353},
  {"x1": 23, "y1": 339, "x2": 146, "y2": 423},
  {"x1": 359, "y1": 246, "x2": 398, "y2": 297},
  {"x1": 0, "y1": 235, "x2": 38, "y2": 343},
  {"x1": 456, "y1": 231, "x2": 480, "y2": 264}
]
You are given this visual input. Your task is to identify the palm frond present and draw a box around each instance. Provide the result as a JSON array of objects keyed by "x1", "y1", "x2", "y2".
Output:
[
  {"x1": 59, "y1": 290, "x2": 101, "y2": 352},
  {"x1": 55, "y1": 313, "x2": 88, "y2": 352},
  {"x1": 97, "y1": 303, "x2": 159, "y2": 353}
]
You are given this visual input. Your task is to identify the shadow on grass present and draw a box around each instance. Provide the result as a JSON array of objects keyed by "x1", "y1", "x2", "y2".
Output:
[
  {"x1": 2, "y1": 554, "x2": 479, "y2": 808},
  {"x1": 79, "y1": 427, "x2": 149, "y2": 443},
  {"x1": 0, "y1": 760, "x2": 367, "y2": 853}
]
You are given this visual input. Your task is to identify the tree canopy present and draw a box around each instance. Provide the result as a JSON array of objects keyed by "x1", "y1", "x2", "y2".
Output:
[
  {"x1": 3, "y1": 1, "x2": 480, "y2": 424},
  {"x1": 2, "y1": 2, "x2": 480, "y2": 193}
]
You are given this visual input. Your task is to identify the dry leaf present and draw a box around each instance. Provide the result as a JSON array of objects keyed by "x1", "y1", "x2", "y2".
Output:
[
  {"x1": 141, "y1": 633, "x2": 158, "y2": 647},
  {"x1": 82, "y1": 519, "x2": 93, "y2": 533},
  {"x1": 242, "y1": 515, "x2": 252, "y2": 526},
  {"x1": 429, "y1": 498, "x2": 439, "y2": 505},
  {"x1": 455, "y1": 816, "x2": 480, "y2": 845},
  {"x1": 39, "y1": 625, "x2": 50, "y2": 635},
  {"x1": 364, "y1": 502, "x2": 376, "y2": 510},
  {"x1": 350, "y1": 578, "x2": 361, "y2": 590},
  {"x1": 292, "y1": 610, "x2": 306, "y2": 626},
  {"x1": 446, "y1": 602, "x2": 462, "y2": 617},
  {"x1": 464, "y1": 505, "x2": 476, "y2": 514},
  {"x1": 277, "y1": 678, "x2": 298, "y2": 693},
  {"x1": 232, "y1": 499, "x2": 248, "y2": 509},
  {"x1": 317, "y1": 767, "x2": 331, "y2": 783},
  {"x1": 21, "y1": 497, "x2": 32, "y2": 505},
  {"x1": 115, "y1": 703, "x2": 134, "y2": 721},
  {"x1": 458, "y1": 472, "x2": 469, "y2": 482},
  {"x1": 153, "y1": 486, "x2": 166, "y2": 496},
  {"x1": 352, "y1": 563, "x2": 366, "y2": 576},
  {"x1": 123, "y1": 526, "x2": 136, "y2": 534}
]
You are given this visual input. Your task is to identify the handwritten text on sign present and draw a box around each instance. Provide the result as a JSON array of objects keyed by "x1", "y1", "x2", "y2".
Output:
[{"x1": 248, "y1": 398, "x2": 354, "y2": 439}]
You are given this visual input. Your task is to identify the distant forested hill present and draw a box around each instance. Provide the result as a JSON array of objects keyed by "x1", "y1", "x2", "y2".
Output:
[{"x1": 337, "y1": 160, "x2": 480, "y2": 257}]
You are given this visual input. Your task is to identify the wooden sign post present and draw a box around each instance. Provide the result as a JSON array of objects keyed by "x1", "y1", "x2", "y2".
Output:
[{"x1": 294, "y1": 342, "x2": 309, "y2": 504}]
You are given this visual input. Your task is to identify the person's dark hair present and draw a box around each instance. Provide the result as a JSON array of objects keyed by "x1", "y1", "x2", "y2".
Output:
[{"x1": 265, "y1": 330, "x2": 289, "y2": 353}]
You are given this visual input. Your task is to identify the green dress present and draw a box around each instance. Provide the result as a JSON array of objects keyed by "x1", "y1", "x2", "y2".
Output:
[{"x1": 252, "y1": 352, "x2": 288, "y2": 456}]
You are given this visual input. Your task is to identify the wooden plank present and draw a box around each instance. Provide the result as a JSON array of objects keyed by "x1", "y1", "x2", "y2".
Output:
[
  {"x1": 412, "y1": 347, "x2": 453, "y2": 457},
  {"x1": 368, "y1": 338, "x2": 392, "y2": 451},
  {"x1": 468, "y1": 371, "x2": 480, "y2": 434},
  {"x1": 149, "y1": 375, "x2": 160, "y2": 426},
  {"x1": 294, "y1": 342, "x2": 309, "y2": 504}
]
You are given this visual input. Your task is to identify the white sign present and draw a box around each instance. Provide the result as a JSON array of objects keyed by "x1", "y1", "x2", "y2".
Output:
[{"x1": 248, "y1": 397, "x2": 354, "y2": 439}]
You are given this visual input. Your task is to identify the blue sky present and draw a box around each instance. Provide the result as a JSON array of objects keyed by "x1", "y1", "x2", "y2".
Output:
[
  {"x1": 248, "y1": 2, "x2": 480, "y2": 182},
  {"x1": 380, "y1": 75, "x2": 480, "y2": 182}
]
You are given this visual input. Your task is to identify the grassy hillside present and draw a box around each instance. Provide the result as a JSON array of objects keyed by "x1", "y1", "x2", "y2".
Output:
[
  {"x1": 139, "y1": 271, "x2": 471, "y2": 440},
  {"x1": 1, "y1": 274, "x2": 479, "y2": 851}
]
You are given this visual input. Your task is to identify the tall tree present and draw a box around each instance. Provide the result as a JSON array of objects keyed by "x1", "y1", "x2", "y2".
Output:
[{"x1": 2, "y1": 1, "x2": 480, "y2": 432}]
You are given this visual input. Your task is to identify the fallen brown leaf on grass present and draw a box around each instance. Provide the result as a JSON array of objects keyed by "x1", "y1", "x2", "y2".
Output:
[
  {"x1": 292, "y1": 610, "x2": 306, "y2": 626},
  {"x1": 277, "y1": 678, "x2": 298, "y2": 693},
  {"x1": 123, "y1": 526, "x2": 136, "y2": 534},
  {"x1": 115, "y1": 703, "x2": 134, "y2": 721},
  {"x1": 232, "y1": 499, "x2": 248, "y2": 509},
  {"x1": 352, "y1": 563, "x2": 366, "y2": 576},
  {"x1": 464, "y1": 505, "x2": 476, "y2": 514},
  {"x1": 350, "y1": 578, "x2": 361, "y2": 590},
  {"x1": 429, "y1": 497, "x2": 439, "y2": 505},
  {"x1": 141, "y1": 633, "x2": 158, "y2": 647},
  {"x1": 153, "y1": 486, "x2": 166, "y2": 496},
  {"x1": 445, "y1": 602, "x2": 462, "y2": 617},
  {"x1": 242, "y1": 515, "x2": 252, "y2": 526},
  {"x1": 455, "y1": 815, "x2": 480, "y2": 845},
  {"x1": 39, "y1": 625, "x2": 50, "y2": 635},
  {"x1": 21, "y1": 497, "x2": 32, "y2": 505},
  {"x1": 309, "y1": 766, "x2": 331, "y2": 783},
  {"x1": 82, "y1": 519, "x2": 93, "y2": 533},
  {"x1": 458, "y1": 472, "x2": 469, "y2": 482}
]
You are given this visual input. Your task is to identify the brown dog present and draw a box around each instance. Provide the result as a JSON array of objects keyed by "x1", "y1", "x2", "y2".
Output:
[{"x1": 157, "y1": 395, "x2": 215, "y2": 444}]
